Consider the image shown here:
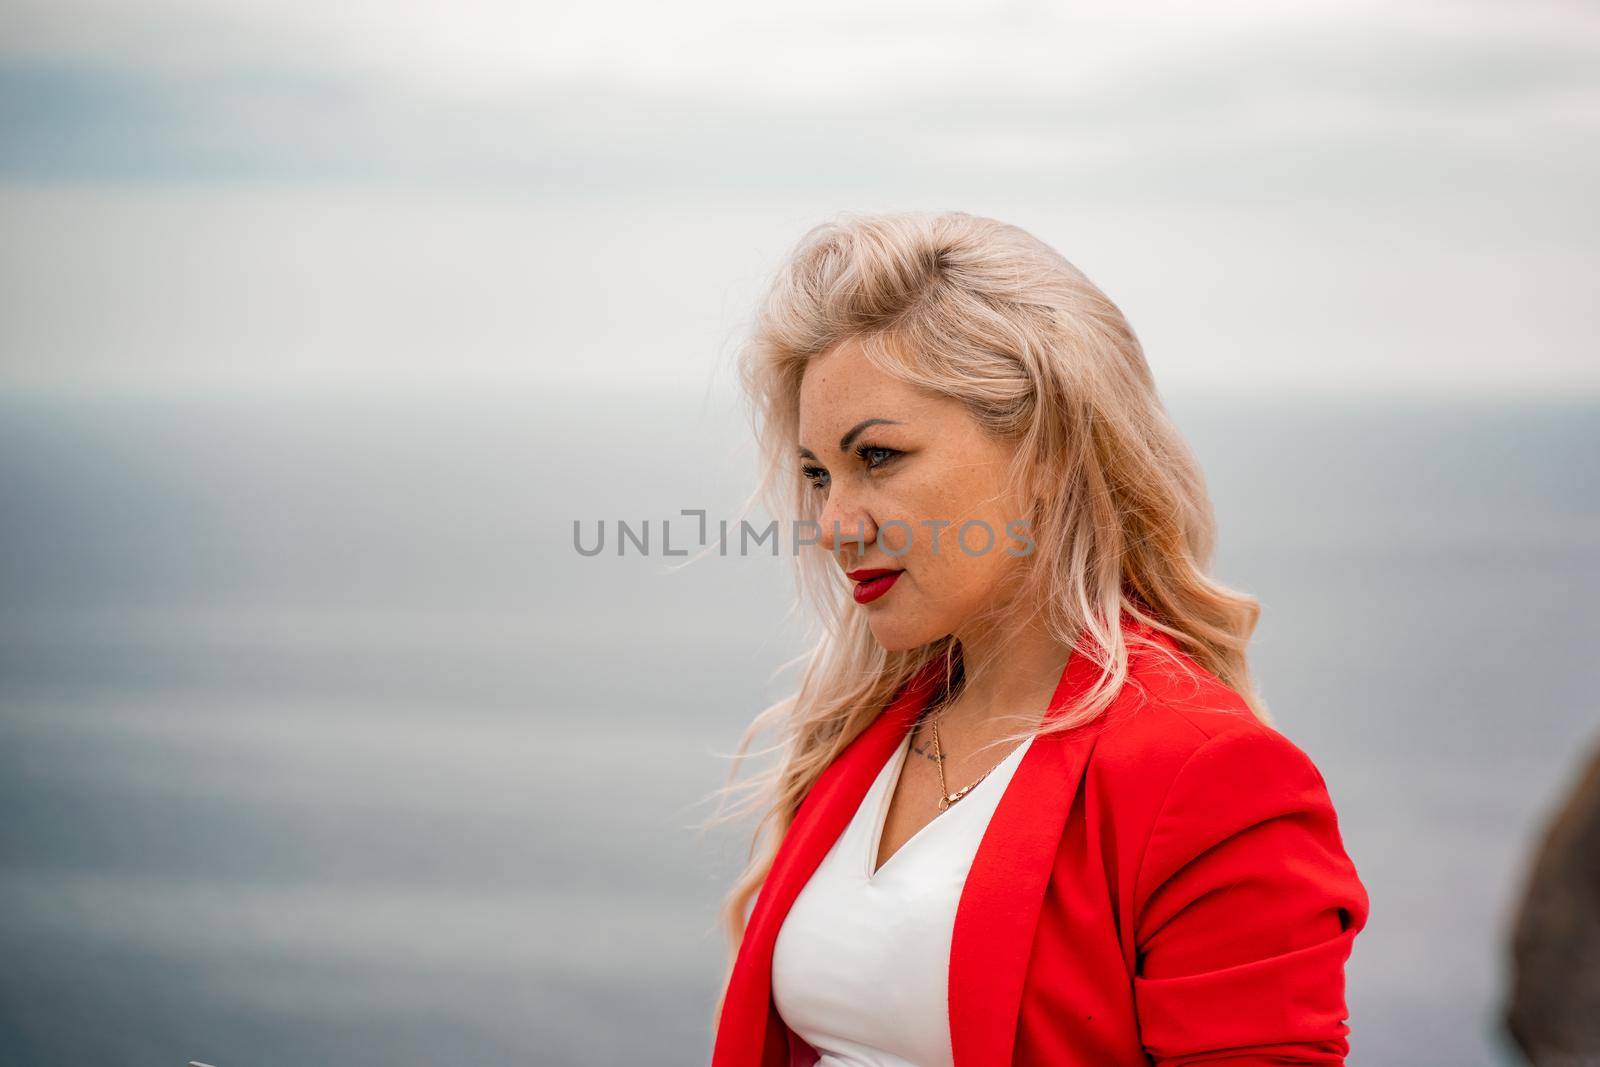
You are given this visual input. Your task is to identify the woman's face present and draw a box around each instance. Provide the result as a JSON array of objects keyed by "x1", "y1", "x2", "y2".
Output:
[{"x1": 796, "y1": 337, "x2": 1035, "y2": 651}]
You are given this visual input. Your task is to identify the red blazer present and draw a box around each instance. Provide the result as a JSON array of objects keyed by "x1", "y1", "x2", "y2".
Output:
[{"x1": 710, "y1": 617, "x2": 1370, "y2": 1066}]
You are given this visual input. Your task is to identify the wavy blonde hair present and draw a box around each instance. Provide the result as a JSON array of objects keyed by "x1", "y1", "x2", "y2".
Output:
[{"x1": 700, "y1": 209, "x2": 1269, "y2": 1033}]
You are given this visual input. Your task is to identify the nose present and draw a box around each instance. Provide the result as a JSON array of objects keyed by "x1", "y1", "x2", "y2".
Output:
[{"x1": 817, "y1": 489, "x2": 877, "y2": 562}]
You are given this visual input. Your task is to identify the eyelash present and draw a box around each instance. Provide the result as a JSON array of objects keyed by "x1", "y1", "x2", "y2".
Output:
[{"x1": 802, "y1": 444, "x2": 900, "y2": 491}]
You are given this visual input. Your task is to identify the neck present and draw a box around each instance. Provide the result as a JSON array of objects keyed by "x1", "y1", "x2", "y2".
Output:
[{"x1": 944, "y1": 608, "x2": 1073, "y2": 734}]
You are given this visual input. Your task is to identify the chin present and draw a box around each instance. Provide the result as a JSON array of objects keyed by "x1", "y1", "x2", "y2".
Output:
[{"x1": 866, "y1": 614, "x2": 940, "y2": 653}]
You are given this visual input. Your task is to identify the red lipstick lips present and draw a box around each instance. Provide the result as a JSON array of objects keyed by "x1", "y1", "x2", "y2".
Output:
[{"x1": 847, "y1": 568, "x2": 902, "y2": 605}]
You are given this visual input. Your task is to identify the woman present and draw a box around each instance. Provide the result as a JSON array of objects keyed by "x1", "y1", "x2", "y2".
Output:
[{"x1": 705, "y1": 211, "x2": 1369, "y2": 1066}]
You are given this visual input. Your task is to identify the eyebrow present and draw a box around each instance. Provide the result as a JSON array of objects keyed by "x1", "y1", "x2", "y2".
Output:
[{"x1": 798, "y1": 418, "x2": 904, "y2": 461}]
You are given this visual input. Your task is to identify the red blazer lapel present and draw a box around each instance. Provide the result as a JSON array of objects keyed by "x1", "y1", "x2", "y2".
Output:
[
  {"x1": 711, "y1": 659, "x2": 947, "y2": 1067},
  {"x1": 948, "y1": 639, "x2": 1109, "y2": 1066}
]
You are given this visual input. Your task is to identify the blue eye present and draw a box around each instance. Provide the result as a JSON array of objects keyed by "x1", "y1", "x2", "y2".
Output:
[
  {"x1": 857, "y1": 444, "x2": 899, "y2": 469},
  {"x1": 800, "y1": 445, "x2": 899, "y2": 493}
]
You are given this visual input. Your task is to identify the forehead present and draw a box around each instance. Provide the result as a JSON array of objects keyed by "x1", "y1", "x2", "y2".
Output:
[{"x1": 797, "y1": 341, "x2": 934, "y2": 436}]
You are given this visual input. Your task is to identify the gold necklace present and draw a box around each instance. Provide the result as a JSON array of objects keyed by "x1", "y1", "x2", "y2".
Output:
[{"x1": 930, "y1": 712, "x2": 1004, "y2": 812}]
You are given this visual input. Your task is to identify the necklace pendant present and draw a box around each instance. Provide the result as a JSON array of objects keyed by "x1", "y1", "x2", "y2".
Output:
[{"x1": 945, "y1": 782, "x2": 978, "y2": 806}]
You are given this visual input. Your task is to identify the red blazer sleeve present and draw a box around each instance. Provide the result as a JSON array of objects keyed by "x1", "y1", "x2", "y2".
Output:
[{"x1": 1130, "y1": 726, "x2": 1370, "y2": 1066}]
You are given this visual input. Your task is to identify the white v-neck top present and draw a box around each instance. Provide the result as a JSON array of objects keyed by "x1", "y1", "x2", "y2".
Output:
[{"x1": 770, "y1": 727, "x2": 1036, "y2": 1067}]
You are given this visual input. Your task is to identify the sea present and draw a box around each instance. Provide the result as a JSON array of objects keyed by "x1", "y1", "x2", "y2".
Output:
[{"x1": 0, "y1": 385, "x2": 1595, "y2": 1066}]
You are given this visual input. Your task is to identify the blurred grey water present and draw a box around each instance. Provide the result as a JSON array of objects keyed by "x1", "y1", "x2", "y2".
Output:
[{"x1": 0, "y1": 386, "x2": 1595, "y2": 1066}]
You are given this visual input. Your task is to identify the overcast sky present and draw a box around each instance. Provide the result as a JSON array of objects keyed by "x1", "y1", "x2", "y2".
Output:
[{"x1": 0, "y1": 0, "x2": 1595, "y2": 395}]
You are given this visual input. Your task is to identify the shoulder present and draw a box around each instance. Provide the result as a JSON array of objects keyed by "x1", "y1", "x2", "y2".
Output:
[
  {"x1": 1080, "y1": 632, "x2": 1369, "y2": 1061},
  {"x1": 1086, "y1": 631, "x2": 1314, "y2": 786},
  {"x1": 1081, "y1": 631, "x2": 1345, "y2": 868}
]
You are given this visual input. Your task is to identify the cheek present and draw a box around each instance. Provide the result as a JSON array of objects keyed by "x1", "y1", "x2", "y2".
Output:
[
  {"x1": 882, "y1": 462, "x2": 1021, "y2": 577},
  {"x1": 890, "y1": 473, "x2": 972, "y2": 534},
  {"x1": 911, "y1": 506, "x2": 1022, "y2": 598},
  {"x1": 906, "y1": 524, "x2": 1014, "y2": 610}
]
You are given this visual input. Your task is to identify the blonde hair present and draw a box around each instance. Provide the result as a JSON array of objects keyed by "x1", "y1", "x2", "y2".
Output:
[{"x1": 700, "y1": 209, "x2": 1268, "y2": 1032}]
